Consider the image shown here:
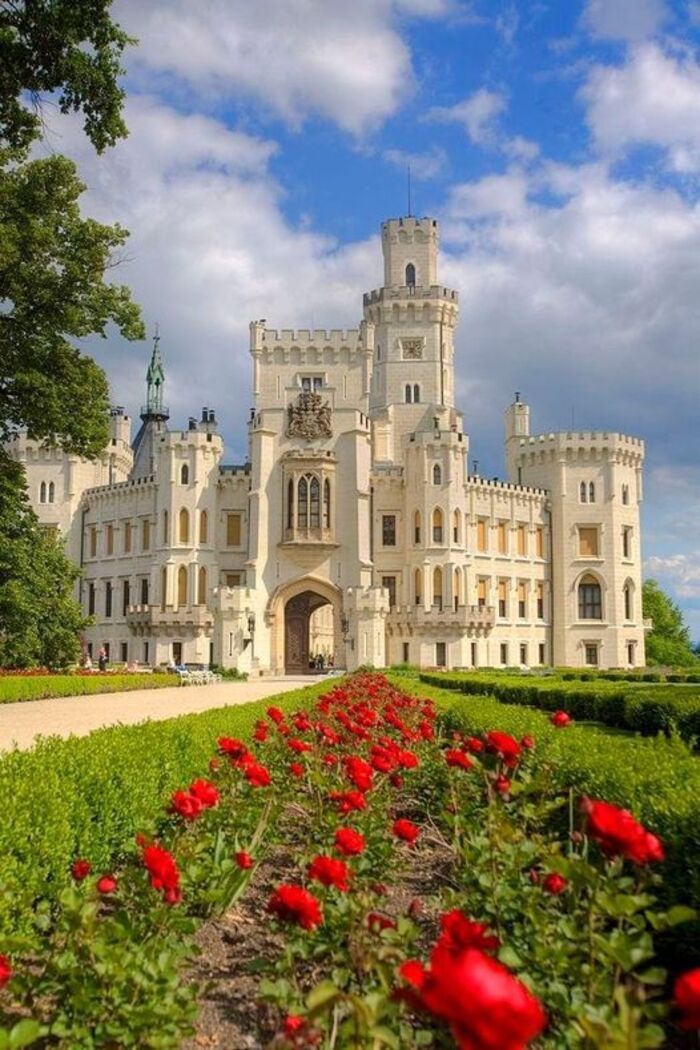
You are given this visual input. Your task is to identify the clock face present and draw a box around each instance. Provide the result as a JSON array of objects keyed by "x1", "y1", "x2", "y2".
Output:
[{"x1": 401, "y1": 338, "x2": 424, "y2": 360}]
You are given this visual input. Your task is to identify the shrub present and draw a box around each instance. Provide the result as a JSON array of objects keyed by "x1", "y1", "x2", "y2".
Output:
[{"x1": 0, "y1": 673, "x2": 180, "y2": 704}]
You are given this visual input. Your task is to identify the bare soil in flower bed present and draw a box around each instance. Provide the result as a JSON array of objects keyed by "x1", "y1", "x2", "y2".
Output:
[{"x1": 184, "y1": 809, "x2": 452, "y2": 1049}]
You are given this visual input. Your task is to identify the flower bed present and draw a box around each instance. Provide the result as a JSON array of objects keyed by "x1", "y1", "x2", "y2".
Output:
[
  {"x1": 420, "y1": 671, "x2": 700, "y2": 746},
  {"x1": 1, "y1": 673, "x2": 698, "y2": 1048},
  {"x1": 0, "y1": 672, "x2": 180, "y2": 704}
]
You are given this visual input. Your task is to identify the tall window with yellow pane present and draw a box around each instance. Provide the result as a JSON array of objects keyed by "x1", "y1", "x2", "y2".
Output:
[
  {"x1": 578, "y1": 527, "x2": 599, "y2": 557},
  {"x1": 497, "y1": 579, "x2": 507, "y2": 617},
  {"x1": 227, "y1": 513, "x2": 242, "y2": 547},
  {"x1": 476, "y1": 519, "x2": 487, "y2": 552},
  {"x1": 517, "y1": 581, "x2": 527, "y2": 618},
  {"x1": 516, "y1": 525, "x2": 526, "y2": 556},
  {"x1": 497, "y1": 521, "x2": 507, "y2": 554},
  {"x1": 477, "y1": 578, "x2": 487, "y2": 609}
]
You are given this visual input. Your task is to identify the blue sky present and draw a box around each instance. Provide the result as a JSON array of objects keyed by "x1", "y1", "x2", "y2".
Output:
[{"x1": 45, "y1": 0, "x2": 700, "y2": 639}]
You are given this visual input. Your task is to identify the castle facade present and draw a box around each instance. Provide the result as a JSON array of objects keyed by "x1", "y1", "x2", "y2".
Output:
[{"x1": 9, "y1": 216, "x2": 647, "y2": 672}]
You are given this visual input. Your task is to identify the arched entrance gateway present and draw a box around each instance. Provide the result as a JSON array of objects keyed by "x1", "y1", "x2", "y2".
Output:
[{"x1": 268, "y1": 576, "x2": 344, "y2": 675}]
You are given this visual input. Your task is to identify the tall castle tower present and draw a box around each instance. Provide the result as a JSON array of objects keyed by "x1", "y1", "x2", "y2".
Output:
[{"x1": 364, "y1": 217, "x2": 461, "y2": 462}]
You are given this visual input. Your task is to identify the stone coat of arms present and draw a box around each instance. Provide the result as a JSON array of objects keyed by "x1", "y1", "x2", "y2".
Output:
[{"x1": 287, "y1": 391, "x2": 333, "y2": 440}]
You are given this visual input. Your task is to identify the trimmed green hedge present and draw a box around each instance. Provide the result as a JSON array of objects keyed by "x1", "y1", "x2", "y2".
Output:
[
  {"x1": 420, "y1": 672, "x2": 700, "y2": 746},
  {"x1": 0, "y1": 680, "x2": 331, "y2": 937},
  {"x1": 0, "y1": 673, "x2": 180, "y2": 704},
  {"x1": 399, "y1": 674, "x2": 700, "y2": 960}
]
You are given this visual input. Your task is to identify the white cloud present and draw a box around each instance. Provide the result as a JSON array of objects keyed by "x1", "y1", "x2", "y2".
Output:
[
  {"x1": 427, "y1": 88, "x2": 507, "y2": 145},
  {"x1": 383, "y1": 145, "x2": 448, "y2": 179},
  {"x1": 645, "y1": 554, "x2": 700, "y2": 599},
  {"x1": 582, "y1": 44, "x2": 700, "y2": 171},
  {"x1": 581, "y1": 0, "x2": 668, "y2": 42},
  {"x1": 116, "y1": 0, "x2": 448, "y2": 136}
]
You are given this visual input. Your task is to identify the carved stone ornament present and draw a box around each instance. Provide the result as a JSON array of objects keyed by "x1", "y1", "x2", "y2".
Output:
[
  {"x1": 286, "y1": 390, "x2": 333, "y2": 440},
  {"x1": 401, "y1": 338, "x2": 424, "y2": 360}
]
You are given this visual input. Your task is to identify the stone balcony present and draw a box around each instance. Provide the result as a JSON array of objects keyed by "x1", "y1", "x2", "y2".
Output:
[
  {"x1": 279, "y1": 526, "x2": 339, "y2": 549},
  {"x1": 386, "y1": 603, "x2": 495, "y2": 634},
  {"x1": 126, "y1": 603, "x2": 214, "y2": 628}
]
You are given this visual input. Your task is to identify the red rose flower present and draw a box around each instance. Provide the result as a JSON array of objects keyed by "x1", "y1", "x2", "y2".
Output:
[
  {"x1": 334, "y1": 827, "x2": 366, "y2": 856},
  {"x1": 582, "y1": 799, "x2": 665, "y2": 865},
  {"x1": 283, "y1": 1015, "x2": 306, "y2": 1035},
  {"x1": 393, "y1": 818, "x2": 420, "y2": 844},
  {"x1": 170, "y1": 789, "x2": 203, "y2": 821},
  {"x1": 235, "y1": 851, "x2": 253, "y2": 870},
  {"x1": 0, "y1": 954, "x2": 11, "y2": 988},
  {"x1": 520, "y1": 735, "x2": 535, "y2": 750},
  {"x1": 189, "y1": 778, "x2": 220, "y2": 808},
  {"x1": 494, "y1": 775, "x2": 511, "y2": 795},
  {"x1": 399, "y1": 947, "x2": 546, "y2": 1050},
  {"x1": 217, "y1": 736, "x2": 248, "y2": 759},
  {"x1": 329, "y1": 789, "x2": 367, "y2": 814},
  {"x1": 674, "y1": 968, "x2": 700, "y2": 1030},
  {"x1": 290, "y1": 762, "x2": 305, "y2": 778},
  {"x1": 486, "y1": 731, "x2": 521, "y2": 762},
  {"x1": 268, "y1": 885, "x2": 323, "y2": 930},
  {"x1": 550, "y1": 710, "x2": 571, "y2": 728},
  {"x1": 142, "y1": 843, "x2": 181, "y2": 904},
  {"x1": 254, "y1": 720, "x2": 269, "y2": 742},
  {"x1": 267, "y1": 706, "x2": 285, "y2": 725},
  {"x1": 398, "y1": 749, "x2": 419, "y2": 769},
  {"x1": 465, "y1": 736, "x2": 484, "y2": 754},
  {"x1": 245, "y1": 762, "x2": 272, "y2": 788},
  {"x1": 97, "y1": 874, "x2": 117, "y2": 895},
  {"x1": 345, "y1": 755, "x2": 374, "y2": 793},
  {"x1": 436, "y1": 910, "x2": 499, "y2": 954},
  {"x1": 308, "y1": 855, "x2": 351, "y2": 892},
  {"x1": 445, "y1": 749, "x2": 474, "y2": 771},
  {"x1": 71, "y1": 858, "x2": 92, "y2": 881},
  {"x1": 542, "y1": 873, "x2": 568, "y2": 895},
  {"x1": 288, "y1": 738, "x2": 313, "y2": 754}
]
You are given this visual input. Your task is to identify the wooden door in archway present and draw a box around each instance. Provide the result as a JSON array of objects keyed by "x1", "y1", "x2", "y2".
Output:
[{"x1": 284, "y1": 591, "x2": 330, "y2": 674}]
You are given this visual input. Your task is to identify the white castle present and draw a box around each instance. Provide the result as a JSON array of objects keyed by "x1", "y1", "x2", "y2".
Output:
[{"x1": 9, "y1": 216, "x2": 647, "y2": 673}]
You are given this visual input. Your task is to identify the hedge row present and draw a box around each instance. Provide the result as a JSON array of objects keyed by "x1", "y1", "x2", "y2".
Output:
[
  {"x1": 420, "y1": 672, "x2": 700, "y2": 746},
  {"x1": 399, "y1": 674, "x2": 700, "y2": 960},
  {"x1": 0, "y1": 673, "x2": 180, "y2": 704},
  {"x1": 0, "y1": 680, "x2": 331, "y2": 937}
]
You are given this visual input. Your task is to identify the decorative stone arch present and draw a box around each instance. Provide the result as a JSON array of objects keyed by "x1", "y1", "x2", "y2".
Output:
[
  {"x1": 266, "y1": 575, "x2": 345, "y2": 675},
  {"x1": 573, "y1": 568, "x2": 606, "y2": 621}
]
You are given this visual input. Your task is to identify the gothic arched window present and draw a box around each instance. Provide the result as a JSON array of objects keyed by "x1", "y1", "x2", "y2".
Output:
[
  {"x1": 199, "y1": 509, "x2": 209, "y2": 544},
  {"x1": 48, "y1": 481, "x2": 55, "y2": 503},
  {"x1": 414, "y1": 568, "x2": 422, "y2": 605},
  {"x1": 309, "y1": 476, "x2": 320, "y2": 527},
  {"x1": 287, "y1": 479, "x2": 294, "y2": 529},
  {"x1": 433, "y1": 567, "x2": 443, "y2": 609},
  {"x1": 177, "y1": 565, "x2": 188, "y2": 608},
  {"x1": 180, "y1": 464, "x2": 189, "y2": 485},
  {"x1": 413, "y1": 384, "x2": 420, "y2": 403},
  {"x1": 161, "y1": 566, "x2": 168, "y2": 611},
  {"x1": 40, "y1": 481, "x2": 46, "y2": 503},
  {"x1": 578, "y1": 574, "x2": 602, "y2": 620},
  {"x1": 323, "y1": 479, "x2": 331, "y2": 528},
  {"x1": 623, "y1": 581, "x2": 633, "y2": 620},
  {"x1": 197, "y1": 566, "x2": 207, "y2": 606},
  {"x1": 580, "y1": 481, "x2": 587, "y2": 503},
  {"x1": 298, "y1": 476, "x2": 308, "y2": 528},
  {"x1": 589, "y1": 482, "x2": 596, "y2": 503},
  {"x1": 178, "y1": 508, "x2": 189, "y2": 544},
  {"x1": 414, "y1": 510, "x2": 421, "y2": 544},
  {"x1": 432, "y1": 463, "x2": 442, "y2": 485},
  {"x1": 453, "y1": 509, "x2": 460, "y2": 544},
  {"x1": 405, "y1": 263, "x2": 416, "y2": 287},
  {"x1": 405, "y1": 384, "x2": 412, "y2": 404},
  {"x1": 453, "y1": 568, "x2": 461, "y2": 610},
  {"x1": 432, "y1": 507, "x2": 444, "y2": 544}
]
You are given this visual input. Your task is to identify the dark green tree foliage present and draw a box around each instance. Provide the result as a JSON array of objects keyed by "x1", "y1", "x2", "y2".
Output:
[
  {"x1": 642, "y1": 579, "x2": 699, "y2": 667},
  {"x1": 0, "y1": 0, "x2": 131, "y2": 154},
  {"x1": 0, "y1": 457, "x2": 86, "y2": 667},
  {"x1": 0, "y1": 0, "x2": 143, "y2": 666}
]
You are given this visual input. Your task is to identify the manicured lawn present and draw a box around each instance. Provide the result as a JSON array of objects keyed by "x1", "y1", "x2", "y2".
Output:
[{"x1": 0, "y1": 672, "x2": 180, "y2": 704}]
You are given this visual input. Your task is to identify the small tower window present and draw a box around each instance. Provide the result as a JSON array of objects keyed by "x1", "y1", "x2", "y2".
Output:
[
  {"x1": 580, "y1": 482, "x2": 587, "y2": 503},
  {"x1": 180, "y1": 464, "x2": 189, "y2": 485},
  {"x1": 453, "y1": 509, "x2": 460, "y2": 544},
  {"x1": 298, "y1": 476, "x2": 309, "y2": 528},
  {"x1": 48, "y1": 481, "x2": 55, "y2": 503},
  {"x1": 197, "y1": 566, "x2": 207, "y2": 606},
  {"x1": 40, "y1": 481, "x2": 46, "y2": 503},
  {"x1": 405, "y1": 263, "x2": 416, "y2": 287},
  {"x1": 413, "y1": 384, "x2": 420, "y2": 403},
  {"x1": 414, "y1": 510, "x2": 421, "y2": 544},
  {"x1": 405, "y1": 384, "x2": 412, "y2": 404},
  {"x1": 432, "y1": 507, "x2": 444, "y2": 544},
  {"x1": 622, "y1": 484, "x2": 630, "y2": 505},
  {"x1": 178, "y1": 508, "x2": 189, "y2": 544},
  {"x1": 309, "y1": 476, "x2": 320, "y2": 528},
  {"x1": 589, "y1": 482, "x2": 596, "y2": 503},
  {"x1": 199, "y1": 509, "x2": 209, "y2": 544},
  {"x1": 414, "y1": 568, "x2": 422, "y2": 606},
  {"x1": 177, "y1": 565, "x2": 188, "y2": 608},
  {"x1": 323, "y1": 478, "x2": 331, "y2": 528},
  {"x1": 432, "y1": 464, "x2": 442, "y2": 486},
  {"x1": 433, "y1": 567, "x2": 443, "y2": 610},
  {"x1": 624, "y1": 581, "x2": 633, "y2": 620},
  {"x1": 287, "y1": 478, "x2": 294, "y2": 529}
]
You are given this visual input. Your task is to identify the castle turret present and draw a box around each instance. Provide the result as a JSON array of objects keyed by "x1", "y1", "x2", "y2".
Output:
[{"x1": 132, "y1": 329, "x2": 170, "y2": 478}]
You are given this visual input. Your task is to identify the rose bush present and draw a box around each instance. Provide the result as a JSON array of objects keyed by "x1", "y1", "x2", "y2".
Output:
[{"x1": 0, "y1": 672, "x2": 696, "y2": 1048}]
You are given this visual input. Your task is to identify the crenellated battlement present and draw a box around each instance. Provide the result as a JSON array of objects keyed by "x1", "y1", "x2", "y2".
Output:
[
  {"x1": 515, "y1": 431, "x2": 645, "y2": 464},
  {"x1": 466, "y1": 475, "x2": 549, "y2": 498},
  {"x1": 363, "y1": 285, "x2": 458, "y2": 305},
  {"x1": 250, "y1": 320, "x2": 371, "y2": 354},
  {"x1": 381, "y1": 216, "x2": 438, "y2": 242}
]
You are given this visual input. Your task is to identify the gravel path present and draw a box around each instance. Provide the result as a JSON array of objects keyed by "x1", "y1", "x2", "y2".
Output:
[{"x1": 0, "y1": 676, "x2": 325, "y2": 752}]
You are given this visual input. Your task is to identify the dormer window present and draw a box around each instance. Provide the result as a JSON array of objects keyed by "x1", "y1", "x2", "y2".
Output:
[{"x1": 301, "y1": 376, "x2": 322, "y2": 393}]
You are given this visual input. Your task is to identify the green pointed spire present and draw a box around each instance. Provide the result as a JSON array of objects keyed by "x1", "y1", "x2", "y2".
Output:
[{"x1": 146, "y1": 324, "x2": 165, "y2": 414}]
